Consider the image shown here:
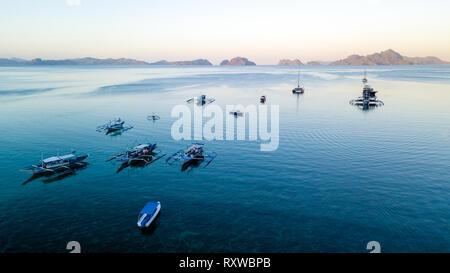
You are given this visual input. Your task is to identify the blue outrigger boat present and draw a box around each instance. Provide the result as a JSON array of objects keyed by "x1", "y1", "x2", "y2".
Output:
[
  {"x1": 166, "y1": 143, "x2": 216, "y2": 171},
  {"x1": 186, "y1": 94, "x2": 215, "y2": 106},
  {"x1": 107, "y1": 143, "x2": 165, "y2": 173},
  {"x1": 97, "y1": 118, "x2": 133, "y2": 135},
  {"x1": 137, "y1": 201, "x2": 161, "y2": 229}
]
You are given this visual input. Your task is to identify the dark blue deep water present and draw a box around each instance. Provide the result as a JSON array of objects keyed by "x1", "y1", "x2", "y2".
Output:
[{"x1": 0, "y1": 65, "x2": 449, "y2": 252}]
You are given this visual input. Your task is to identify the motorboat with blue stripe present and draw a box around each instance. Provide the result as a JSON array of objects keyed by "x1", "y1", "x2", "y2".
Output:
[{"x1": 137, "y1": 201, "x2": 161, "y2": 229}]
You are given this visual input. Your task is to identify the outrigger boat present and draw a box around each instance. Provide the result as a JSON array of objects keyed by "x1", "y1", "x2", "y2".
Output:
[
  {"x1": 166, "y1": 143, "x2": 217, "y2": 171},
  {"x1": 229, "y1": 110, "x2": 244, "y2": 117},
  {"x1": 349, "y1": 72, "x2": 384, "y2": 109},
  {"x1": 147, "y1": 113, "x2": 160, "y2": 121},
  {"x1": 292, "y1": 67, "x2": 305, "y2": 94},
  {"x1": 107, "y1": 143, "x2": 165, "y2": 173},
  {"x1": 187, "y1": 94, "x2": 215, "y2": 106},
  {"x1": 21, "y1": 152, "x2": 89, "y2": 182},
  {"x1": 137, "y1": 201, "x2": 161, "y2": 230},
  {"x1": 97, "y1": 118, "x2": 133, "y2": 135}
]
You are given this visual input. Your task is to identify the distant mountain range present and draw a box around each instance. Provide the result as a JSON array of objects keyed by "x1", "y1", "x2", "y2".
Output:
[
  {"x1": 30, "y1": 57, "x2": 150, "y2": 65},
  {"x1": 1, "y1": 50, "x2": 448, "y2": 66},
  {"x1": 278, "y1": 49, "x2": 450, "y2": 66},
  {"x1": 220, "y1": 57, "x2": 256, "y2": 66},
  {"x1": 306, "y1": 61, "x2": 326, "y2": 66},
  {"x1": 330, "y1": 49, "x2": 450, "y2": 65},
  {"x1": 278, "y1": 59, "x2": 303, "y2": 66},
  {"x1": 278, "y1": 59, "x2": 327, "y2": 66},
  {"x1": 0, "y1": 57, "x2": 212, "y2": 66},
  {"x1": 148, "y1": 59, "x2": 212, "y2": 65}
]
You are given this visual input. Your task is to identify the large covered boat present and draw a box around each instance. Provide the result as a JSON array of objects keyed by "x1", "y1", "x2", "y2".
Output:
[{"x1": 349, "y1": 72, "x2": 384, "y2": 109}]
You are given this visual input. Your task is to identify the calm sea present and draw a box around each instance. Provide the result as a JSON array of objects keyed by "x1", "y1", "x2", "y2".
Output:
[{"x1": 0, "y1": 65, "x2": 449, "y2": 252}]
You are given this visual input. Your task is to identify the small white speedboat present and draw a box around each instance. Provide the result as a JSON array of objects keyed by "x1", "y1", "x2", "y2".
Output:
[{"x1": 137, "y1": 201, "x2": 161, "y2": 229}]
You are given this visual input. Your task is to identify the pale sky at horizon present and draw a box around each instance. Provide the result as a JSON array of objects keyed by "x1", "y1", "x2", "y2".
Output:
[{"x1": 1, "y1": 0, "x2": 450, "y2": 64}]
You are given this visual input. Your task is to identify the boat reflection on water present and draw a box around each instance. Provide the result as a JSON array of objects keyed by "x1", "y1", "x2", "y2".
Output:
[
  {"x1": 359, "y1": 103, "x2": 379, "y2": 111},
  {"x1": 181, "y1": 157, "x2": 203, "y2": 172},
  {"x1": 22, "y1": 162, "x2": 89, "y2": 185},
  {"x1": 41, "y1": 163, "x2": 89, "y2": 183},
  {"x1": 106, "y1": 130, "x2": 124, "y2": 137},
  {"x1": 293, "y1": 92, "x2": 303, "y2": 115},
  {"x1": 115, "y1": 159, "x2": 157, "y2": 174},
  {"x1": 140, "y1": 215, "x2": 161, "y2": 236}
]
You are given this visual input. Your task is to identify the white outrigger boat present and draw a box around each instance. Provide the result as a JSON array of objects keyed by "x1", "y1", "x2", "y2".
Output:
[{"x1": 21, "y1": 153, "x2": 89, "y2": 176}]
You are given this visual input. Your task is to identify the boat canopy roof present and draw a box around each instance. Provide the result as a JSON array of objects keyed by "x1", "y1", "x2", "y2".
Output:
[
  {"x1": 134, "y1": 144, "x2": 151, "y2": 150},
  {"x1": 42, "y1": 154, "x2": 75, "y2": 163},
  {"x1": 140, "y1": 202, "x2": 159, "y2": 215}
]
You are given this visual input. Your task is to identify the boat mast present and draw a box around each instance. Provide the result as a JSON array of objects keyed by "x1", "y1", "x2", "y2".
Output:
[
  {"x1": 297, "y1": 64, "x2": 300, "y2": 88},
  {"x1": 362, "y1": 70, "x2": 368, "y2": 85}
]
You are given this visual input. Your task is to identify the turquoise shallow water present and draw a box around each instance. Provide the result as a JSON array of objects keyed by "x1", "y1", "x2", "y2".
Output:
[{"x1": 0, "y1": 65, "x2": 449, "y2": 252}]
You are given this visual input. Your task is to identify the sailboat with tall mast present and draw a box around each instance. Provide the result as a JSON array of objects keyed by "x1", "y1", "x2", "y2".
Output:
[{"x1": 292, "y1": 65, "x2": 305, "y2": 94}]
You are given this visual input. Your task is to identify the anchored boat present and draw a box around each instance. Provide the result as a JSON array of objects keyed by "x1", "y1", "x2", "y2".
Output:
[
  {"x1": 137, "y1": 201, "x2": 161, "y2": 229},
  {"x1": 292, "y1": 67, "x2": 305, "y2": 94},
  {"x1": 97, "y1": 118, "x2": 133, "y2": 135},
  {"x1": 21, "y1": 153, "x2": 89, "y2": 176},
  {"x1": 349, "y1": 72, "x2": 384, "y2": 109},
  {"x1": 166, "y1": 143, "x2": 216, "y2": 171},
  {"x1": 186, "y1": 94, "x2": 215, "y2": 106},
  {"x1": 107, "y1": 143, "x2": 165, "y2": 173},
  {"x1": 229, "y1": 110, "x2": 244, "y2": 117},
  {"x1": 147, "y1": 113, "x2": 160, "y2": 121}
]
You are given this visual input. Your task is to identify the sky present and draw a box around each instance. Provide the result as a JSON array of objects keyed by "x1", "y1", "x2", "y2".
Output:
[{"x1": 1, "y1": 0, "x2": 450, "y2": 64}]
